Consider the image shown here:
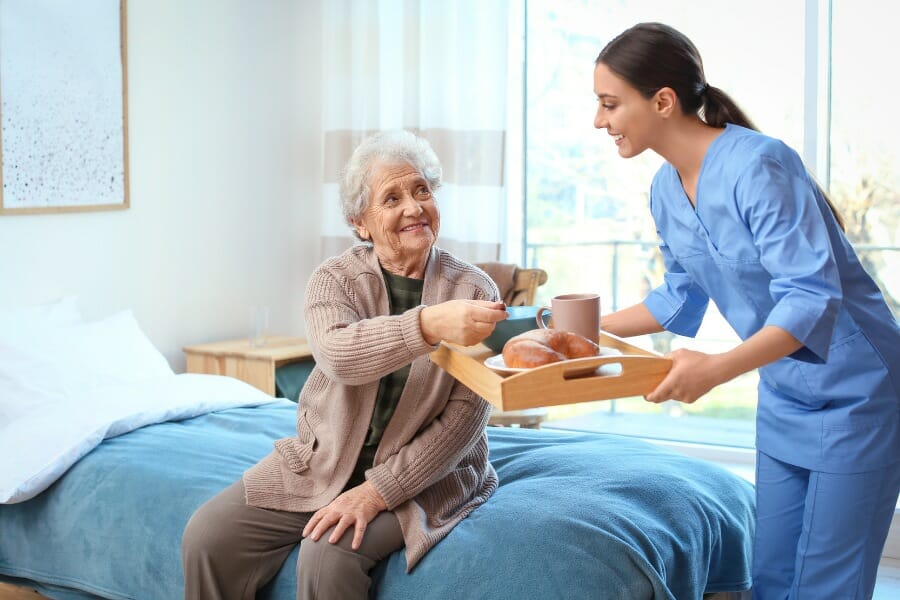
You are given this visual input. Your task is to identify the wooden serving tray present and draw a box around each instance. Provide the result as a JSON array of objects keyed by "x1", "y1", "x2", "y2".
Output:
[{"x1": 429, "y1": 331, "x2": 672, "y2": 411}]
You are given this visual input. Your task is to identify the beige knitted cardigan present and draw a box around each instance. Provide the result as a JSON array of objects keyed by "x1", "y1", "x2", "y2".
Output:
[{"x1": 243, "y1": 244, "x2": 499, "y2": 571}]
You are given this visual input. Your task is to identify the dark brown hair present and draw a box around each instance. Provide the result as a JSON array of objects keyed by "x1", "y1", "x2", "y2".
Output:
[{"x1": 596, "y1": 22, "x2": 844, "y2": 229}]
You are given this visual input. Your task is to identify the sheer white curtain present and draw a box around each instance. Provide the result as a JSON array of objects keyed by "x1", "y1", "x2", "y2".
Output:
[{"x1": 318, "y1": 0, "x2": 510, "y2": 263}]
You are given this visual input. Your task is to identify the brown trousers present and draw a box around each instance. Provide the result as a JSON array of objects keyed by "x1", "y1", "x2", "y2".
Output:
[{"x1": 182, "y1": 480, "x2": 404, "y2": 600}]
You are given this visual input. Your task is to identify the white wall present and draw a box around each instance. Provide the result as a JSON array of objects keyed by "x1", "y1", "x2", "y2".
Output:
[{"x1": 0, "y1": 0, "x2": 323, "y2": 370}]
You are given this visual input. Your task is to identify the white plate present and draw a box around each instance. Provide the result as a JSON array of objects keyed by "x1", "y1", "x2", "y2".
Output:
[
  {"x1": 483, "y1": 354, "x2": 530, "y2": 374},
  {"x1": 484, "y1": 347, "x2": 622, "y2": 375}
]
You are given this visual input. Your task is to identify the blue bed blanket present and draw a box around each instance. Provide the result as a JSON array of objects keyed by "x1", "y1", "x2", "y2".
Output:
[{"x1": 0, "y1": 401, "x2": 753, "y2": 599}]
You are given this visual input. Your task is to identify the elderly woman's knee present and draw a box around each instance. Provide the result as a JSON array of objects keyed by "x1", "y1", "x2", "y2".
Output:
[
  {"x1": 298, "y1": 532, "x2": 369, "y2": 570},
  {"x1": 182, "y1": 491, "x2": 243, "y2": 562},
  {"x1": 182, "y1": 507, "x2": 223, "y2": 561},
  {"x1": 299, "y1": 533, "x2": 350, "y2": 559},
  {"x1": 296, "y1": 536, "x2": 375, "y2": 599}
]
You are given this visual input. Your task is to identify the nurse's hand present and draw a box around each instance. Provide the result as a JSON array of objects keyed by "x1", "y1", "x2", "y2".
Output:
[
  {"x1": 644, "y1": 348, "x2": 726, "y2": 404},
  {"x1": 646, "y1": 326, "x2": 802, "y2": 404}
]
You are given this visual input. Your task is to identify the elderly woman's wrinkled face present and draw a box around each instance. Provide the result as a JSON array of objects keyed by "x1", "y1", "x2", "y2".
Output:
[{"x1": 353, "y1": 162, "x2": 440, "y2": 276}]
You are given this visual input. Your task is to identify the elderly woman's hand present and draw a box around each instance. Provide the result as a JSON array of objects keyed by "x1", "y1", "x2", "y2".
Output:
[
  {"x1": 302, "y1": 481, "x2": 388, "y2": 550},
  {"x1": 420, "y1": 300, "x2": 508, "y2": 346}
]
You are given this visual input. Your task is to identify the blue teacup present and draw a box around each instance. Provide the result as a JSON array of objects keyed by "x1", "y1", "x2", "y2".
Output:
[{"x1": 482, "y1": 305, "x2": 541, "y2": 352}]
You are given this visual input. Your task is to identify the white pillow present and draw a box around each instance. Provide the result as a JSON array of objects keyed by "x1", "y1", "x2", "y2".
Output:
[
  {"x1": 0, "y1": 309, "x2": 173, "y2": 396},
  {"x1": 59, "y1": 309, "x2": 174, "y2": 385}
]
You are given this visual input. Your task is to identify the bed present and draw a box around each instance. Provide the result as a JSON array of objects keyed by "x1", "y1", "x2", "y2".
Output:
[{"x1": 0, "y1": 301, "x2": 754, "y2": 599}]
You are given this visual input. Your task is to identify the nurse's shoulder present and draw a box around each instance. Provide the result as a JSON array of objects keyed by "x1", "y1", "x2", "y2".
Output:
[{"x1": 722, "y1": 124, "x2": 806, "y2": 177}]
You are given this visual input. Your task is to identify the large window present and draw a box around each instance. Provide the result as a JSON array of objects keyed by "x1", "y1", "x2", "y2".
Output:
[
  {"x1": 830, "y1": 1, "x2": 900, "y2": 315},
  {"x1": 521, "y1": 1, "x2": 898, "y2": 446}
]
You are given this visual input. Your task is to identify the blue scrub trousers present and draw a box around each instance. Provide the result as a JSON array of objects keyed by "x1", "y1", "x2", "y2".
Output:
[{"x1": 752, "y1": 451, "x2": 900, "y2": 599}]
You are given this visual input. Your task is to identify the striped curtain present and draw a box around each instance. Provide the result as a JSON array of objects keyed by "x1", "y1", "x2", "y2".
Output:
[{"x1": 318, "y1": 0, "x2": 510, "y2": 264}]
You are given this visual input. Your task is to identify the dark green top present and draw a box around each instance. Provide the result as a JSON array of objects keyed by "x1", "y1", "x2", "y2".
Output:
[{"x1": 345, "y1": 268, "x2": 424, "y2": 490}]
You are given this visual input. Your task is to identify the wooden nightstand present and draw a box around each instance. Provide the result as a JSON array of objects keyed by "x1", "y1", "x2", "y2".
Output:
[{"x1": 183, "y1": 336, "x2": 313, "y2": 397}]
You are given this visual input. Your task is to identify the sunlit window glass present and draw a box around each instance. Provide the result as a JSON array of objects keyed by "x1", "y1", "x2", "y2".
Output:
[{"x1": 830, "y1": 1, "x2": 900, "y2": 317}]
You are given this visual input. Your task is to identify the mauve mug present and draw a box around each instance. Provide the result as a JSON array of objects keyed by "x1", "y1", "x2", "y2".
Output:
[{"x1": 536, "y1": 293, "x2": 601, "y2": 343}]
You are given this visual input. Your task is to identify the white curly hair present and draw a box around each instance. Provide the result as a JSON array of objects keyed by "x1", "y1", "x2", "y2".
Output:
[{"x1": 339, "y1": 130, "x2": 443, "y2": 240}]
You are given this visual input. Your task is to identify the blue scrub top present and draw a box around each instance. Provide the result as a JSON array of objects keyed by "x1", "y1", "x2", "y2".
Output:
[{"x1": 644, "y1": 123, "x2": 899, "y2": 472}]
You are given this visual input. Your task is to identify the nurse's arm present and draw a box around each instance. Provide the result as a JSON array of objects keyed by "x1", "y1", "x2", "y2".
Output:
[
  {"x1": 716, "y1": 325, "x2": 803, "y2": 381},
  {"x1": 646, "y1": 325, "x2": 802, "y2": 404},
  {"x1": 601, "y1": 302, "x2": 665, "y2": 338}
]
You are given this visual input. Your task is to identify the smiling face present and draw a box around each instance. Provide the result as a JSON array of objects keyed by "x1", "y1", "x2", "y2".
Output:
[
  {"x1": 593, "y1": 62, "x2": 663, "y2": 159},
  {"x1": 352, "y1": 162, "x2": 440, "y2": 278}
]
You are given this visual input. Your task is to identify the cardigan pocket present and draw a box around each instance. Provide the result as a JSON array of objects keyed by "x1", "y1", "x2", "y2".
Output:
[{"x1": 274, "y1": 410, "x2": 318, "y2": 474}]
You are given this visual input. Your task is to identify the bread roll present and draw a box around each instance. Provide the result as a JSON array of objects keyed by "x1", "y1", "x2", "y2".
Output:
[{"x1": 501, "y1": 329, "x2": 599, "y2": 368}]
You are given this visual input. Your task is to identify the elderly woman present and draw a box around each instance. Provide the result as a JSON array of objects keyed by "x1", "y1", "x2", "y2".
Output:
[{"x1": 182, "y1": 130, "x2": 508, "y2": 599}]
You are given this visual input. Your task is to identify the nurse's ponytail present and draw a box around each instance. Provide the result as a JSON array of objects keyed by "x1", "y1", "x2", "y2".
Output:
[
  {"x1": 702, "y1": 85, "x2": 756, "y2": 131},
  {"x1": 596, "y1": 22, "x2": 845, "y2": 231}
]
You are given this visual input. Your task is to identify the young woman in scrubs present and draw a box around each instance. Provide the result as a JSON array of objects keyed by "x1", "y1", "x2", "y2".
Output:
[{"x1": 594, "y1": 22, "x2": 900, "y2": 599}]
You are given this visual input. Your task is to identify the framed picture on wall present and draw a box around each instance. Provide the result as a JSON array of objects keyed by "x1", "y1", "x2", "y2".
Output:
[{"x1": 0, "y1": 0, "x2": 129, "y2": 215}]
